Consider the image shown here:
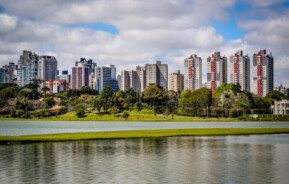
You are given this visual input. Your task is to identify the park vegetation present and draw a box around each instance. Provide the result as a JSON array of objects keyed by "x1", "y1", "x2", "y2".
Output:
[{"x1": 0, "y1": 80, "x2": 287, "y2": 120}]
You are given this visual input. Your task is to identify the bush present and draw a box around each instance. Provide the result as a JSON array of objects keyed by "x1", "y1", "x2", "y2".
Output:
[
  {"x1": 76, "y1": 108, "x2": 86, "y2": 118},
  {"x1": 229, "y1": 108, "x2": 243, "y2": 118},
  {"x1": 121, "y1": 111, "x2": 130, "y2": 119},
  {"x1": 15, "y1": 109, "x2": 25, "y2": 118},
  {"x1": 34, "y1": 109, "x2": 46, "y2": 118}
]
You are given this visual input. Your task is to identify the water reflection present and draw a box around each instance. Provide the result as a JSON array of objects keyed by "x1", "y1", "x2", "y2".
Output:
[{"x1": 0, "y1": 135, "x2": 289, "y2": 184}]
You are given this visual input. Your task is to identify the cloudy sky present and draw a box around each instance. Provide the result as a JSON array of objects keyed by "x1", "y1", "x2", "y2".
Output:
[{"x1": 0, "y1": 0, "x2": 288, "y2": 86}]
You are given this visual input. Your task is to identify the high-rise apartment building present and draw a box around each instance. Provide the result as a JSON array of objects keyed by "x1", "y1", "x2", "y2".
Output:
[
  {"x1": 95, "y1": 65, "x2": 119, "y2": 92},
  {"x1": 229, "y1": 50, "x2": 250, "y2": 91},
  {"x1": 136, "y1": 66, "x2": 146, "y2": 92},
  {"x1": 168, "y1": 70, "x2": 184, "y2": 92},
  {"x1": 184, "y1": 54, "x2": 202, "y2": 90},
  {"x1": 145, "y1": 61, "x2": 168, "y2": 90},
  {"x1": 252, "y1": 49, "x2": 274, "y2": 97},
  {"x1": 120, "y1": 70, "x2": 130, "y2": 91},
  {"x1": 120, "y1": 70, "x2": 138, "y2": 91},
  {"x1": 71, "y1": 58, "x2": 95, "y2": 89},
  {"x1": 207, "y1": 52, "x2": 228, "y2": 95},
  {"x1": 17, "y1": 50, "x2": 39, "y2": 87},
  {"x1": 0, "y1": 62, "x2": 17, "y2": 84},
  {"x1": 38, "y1": 55, "x2": 58, "y2": 81}
]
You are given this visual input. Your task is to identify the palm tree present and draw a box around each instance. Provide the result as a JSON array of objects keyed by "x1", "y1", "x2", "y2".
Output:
[{"x1": 220, "y1": 90, "x2": 234, "y2": 116}]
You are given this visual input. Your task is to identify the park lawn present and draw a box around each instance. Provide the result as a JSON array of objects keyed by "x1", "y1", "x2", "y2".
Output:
[{"x1": 0, "y1": 128, "x2": 289, "y2": 142}]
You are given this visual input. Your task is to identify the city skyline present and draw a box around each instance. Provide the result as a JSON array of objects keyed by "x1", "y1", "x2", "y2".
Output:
[{"x1": 0, "y1": 1, "x2": 288, "y2": 86}]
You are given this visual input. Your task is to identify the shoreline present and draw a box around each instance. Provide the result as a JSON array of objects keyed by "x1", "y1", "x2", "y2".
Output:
[{"x1": 1, "y1": 128, "x2": 289, "y2": 142}]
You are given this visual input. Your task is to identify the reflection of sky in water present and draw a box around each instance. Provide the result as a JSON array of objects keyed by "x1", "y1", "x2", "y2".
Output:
[
  {"x1": 0, "y1": 135, "x2": 289, "y2": 183},
  {"x1": 1, "y1": 121, "x2": 289, "y2": 136}
]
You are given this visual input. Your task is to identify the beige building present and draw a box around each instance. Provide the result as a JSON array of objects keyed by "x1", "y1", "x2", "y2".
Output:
[
  {"x1": 272, "y1": 100, "x2": 289, "y2": 115},
  {"x1": 168, "y1": 70, "x2": 184, "y2": 92}
]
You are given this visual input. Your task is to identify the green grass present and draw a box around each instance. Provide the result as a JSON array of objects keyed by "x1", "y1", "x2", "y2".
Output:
[
  {"x1": 0, "y1": 112, "x2": 236, "y2": 122},
  {"x1": 1, "y1": 128, "x2": 289, "y2": 142}
]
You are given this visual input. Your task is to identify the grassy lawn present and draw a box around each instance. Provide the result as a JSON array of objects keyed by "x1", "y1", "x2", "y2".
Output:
[
  {"x1": 1, "y1": 128, "x2": 289, "y2": 142},
  {"x1": 0, "y1": 112, "x2": 236, "y2": 122}
]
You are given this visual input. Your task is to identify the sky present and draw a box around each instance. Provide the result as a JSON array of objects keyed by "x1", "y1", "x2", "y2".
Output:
[{"x1": 0, "y1": 0, "x2": 289, "y2": 86}]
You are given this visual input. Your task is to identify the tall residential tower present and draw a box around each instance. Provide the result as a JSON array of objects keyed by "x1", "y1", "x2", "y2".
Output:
[
  {"x1": 184, "y1": 54, "x2": 202, "y2": 90},
  {"x1": 229, "y1": 50, "x2": 250, "y2": 91},
  {"x1": 252, "y1": 49, "x2": 274, "y2": 97},
  {"x1": 207, "y1": 52, "x2": 228, "y2": 95}
]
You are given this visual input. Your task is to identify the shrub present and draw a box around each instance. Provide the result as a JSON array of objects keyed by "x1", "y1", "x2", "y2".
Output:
[
  {"x1": 34, "y1": 109, "x2": 46, "y2": 118},
  {"x1": 76, "y1": 108, "x2": 86, "y2": 118},
  {"x1": 121, "y1": 111, "x2": 130, "y2": 119},
  {"x1": 15, "y1": 109, "x2": 25, "y2": 118}
]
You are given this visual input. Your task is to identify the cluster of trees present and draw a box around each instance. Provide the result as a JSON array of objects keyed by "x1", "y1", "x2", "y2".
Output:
[{"x1": 0, "y1": 80, "x2": 287, "y2": 119}]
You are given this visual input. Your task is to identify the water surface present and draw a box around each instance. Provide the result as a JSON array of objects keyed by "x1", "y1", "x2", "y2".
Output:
[
  {"x1": 0, "y1": 134, "x2": 289, "y2": 184},
  {"x1": 1, "y1": 121, "x2": 289, "y2": 136}
]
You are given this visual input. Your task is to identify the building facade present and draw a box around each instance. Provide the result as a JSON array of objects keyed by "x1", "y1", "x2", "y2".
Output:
[
  {"x1": 0, "y1": 62, "x2": 17, "y2": 84},
  {"x1": 95, "y1": 65, "x2": 119, "y2": 92},
  {"x1": 184, "y1": 54, "x2": 202, "y2": 90},
  {"x1": 71, "y1": 58, "x2": 96, "y2": 89},
  {"x1": 136, "y1": 66, "x2": 146, "y2": 92},
  {"x1": 120, "y1": 70, "x2": 130, "y2": 91},
  {"x1": 229, "y1": 50, "x2": 250, "y2": 91},
  {"x1": 17, "y1": 50, "x2": 39, "y2": 87},
  {"x1": 207, "y1": 52, "x2": 228, "y2": 95},
  {"x1": 145, "y1": 61, "x2": 168, "y2": 90},
  {"x1": 252, "y1": 49, "x2": 274, "y2": 97},
  {"x1": 38, "y1": 55, "x2": 58, "y2": 81},
  {"x1": 168, "y1": 70, "x2": 184, "y2": 92},
  {"x1": 272, "y1": 100, "x2": 289, "y2": 115}
]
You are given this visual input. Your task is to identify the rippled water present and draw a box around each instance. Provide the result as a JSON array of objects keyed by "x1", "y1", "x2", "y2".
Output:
[{"x1": 1, "y1": 134, "x2": 289, "y2": 184}]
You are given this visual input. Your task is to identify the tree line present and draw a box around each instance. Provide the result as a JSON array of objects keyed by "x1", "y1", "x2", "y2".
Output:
[{"x1": 0, "y1": 79, "x2": 287, "y2": 118}]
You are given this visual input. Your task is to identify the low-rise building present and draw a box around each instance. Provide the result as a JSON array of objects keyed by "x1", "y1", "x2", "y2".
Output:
[{"x1": 272, "y1": 100, "x2": 289, "y2": 115}]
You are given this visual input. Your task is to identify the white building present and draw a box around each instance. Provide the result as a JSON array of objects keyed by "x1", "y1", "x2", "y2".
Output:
[
  {"x1": 229, "y1": 50, "x2": 250, "y2": 91},
  {"x1": 17, "y1": 50, "x2": 39, "y2": 87},
  {"x1": 252, "y1": 49, "x2": 274, "y2": 97},
  {"x1": 207, "y1": 52, "x2": 228, "y2": 95},
  {"x1": 184, "y1": 54, "x2": 202, "y2": 90},
  {"x1": 272, "y1": 100, "x2": 289, "y2": 115}
]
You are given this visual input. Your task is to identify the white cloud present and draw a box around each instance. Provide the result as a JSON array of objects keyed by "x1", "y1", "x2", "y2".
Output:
[
  {"x1": 0, "y1": 14, "x2": 17, "y2": 32},
  {"x1": 0, "y1": 0, "x2": 288, "y2": 86}
]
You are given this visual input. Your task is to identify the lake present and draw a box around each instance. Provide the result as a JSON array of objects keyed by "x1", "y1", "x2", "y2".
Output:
[
  {"x1": 1, "y1": 121, "x2": 289, "y2": 136},
  {"x1": 0, "y1": 134, "x2": 289, "y2": 184}
]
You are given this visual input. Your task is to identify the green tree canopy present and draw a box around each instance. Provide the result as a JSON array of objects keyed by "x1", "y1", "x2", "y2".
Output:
[
  {"x1": 214, "y1": 83, "x2": 241, "y2": 96},
  {"x1": 178, "y1": 88, "x2": 212, "y2": 116}
]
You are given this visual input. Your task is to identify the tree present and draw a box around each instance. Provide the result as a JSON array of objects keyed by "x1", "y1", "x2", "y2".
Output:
[
  {"x1": 91, "y1": 95, "x2": 104, "y2": 113},
  {"x1": 178, "y1": 88, "x2": 212, "y2": 116},
  {"x1": 41, "y1": 86, "x2": 50, "y2": 97},
  {"x1": 265, "y1": 90, "x2": 286, "y2": 105},
  {"x1": 44, "y1": 97, "x2": 56, "y2": 108},
  {"x1": 76, "y1": 108, "x2": 86, "y2": 118},
  {"x1": 220, "y1": 90, "x2": 235, "y2": 116},
  {"x1": 78, "y1": 86, "x2": 98, "y2": 96},
  {"x1": 214, "y1": 83, "x2": 241, "y2": 96},
  {"x1": 166, "y1": 90, "x2": 179, "y2": 117},
  {"x1": 0, "y1": 87, "x2": 16, "y2": 107},
  {"x1": 142, "y1": 84, "x2": 168, "y2": 113},
  {"x1": 101, "y1": 86, "x2": 113, "y2": 112}
]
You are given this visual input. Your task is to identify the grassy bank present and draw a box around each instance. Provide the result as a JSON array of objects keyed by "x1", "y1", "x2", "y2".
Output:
[
  {"x1": 1, "y1": 128, "x2": 289, "y2": 142},
  {"x1": 0, "y1": 112, "x2": 236, "y2": 122}
]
